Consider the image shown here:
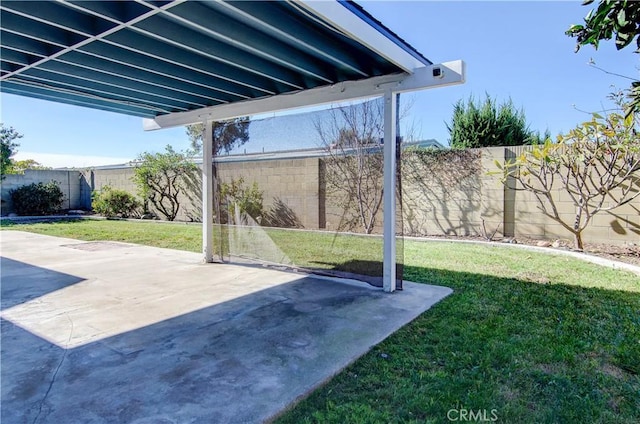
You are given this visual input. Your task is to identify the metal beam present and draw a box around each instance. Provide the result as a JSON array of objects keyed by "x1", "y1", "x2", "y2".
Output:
[
  {"x1": 142, "y1": 1, "x2": 335, "y2": 84},
  {"x1": 17, "y1": 70, "x2": 187, "y2": 112},
  {"x1": 202, "y1": 120, "x2": 214, "y2": 263},
  {"x1": 295, "y1": 1, "x2": 430, "y2": 73},
  {"x1": 2, "y1": 82, "x2": 157, "y2": 116},
  {"x1": 144, "y1": 60, "x2": 465, "y2": 130},
  {"x1": 382, "y1": 89, "x2": 397, "y2": 292},
  {"x1": 212, "y1": 1, "x2": 369, "y2": 78},
  {"x1": 60, "y1": 1, "x2": 279, "y2": 97},
  {"x1": 0, "y1": 0, "x2": 186, "y2": 81},
  {"x1": 38, "y1": 59, "x2": 211, "y2": 106}
]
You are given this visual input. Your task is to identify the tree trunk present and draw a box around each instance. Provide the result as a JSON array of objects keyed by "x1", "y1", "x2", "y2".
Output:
[{"x1": 573, "y1": 232, "x2": 584, "y2": 251}]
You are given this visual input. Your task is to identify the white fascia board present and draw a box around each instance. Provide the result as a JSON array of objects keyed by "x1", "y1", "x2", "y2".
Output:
[
  {"x1": 393, "y1": 59, "x2": 466, "y2": 94},
  {"x1": 295, "y1": 0, "x2": 425, "y2": 73},
  {"x1": 143, "y1": 60, "x2": 465, "y2": 130}
]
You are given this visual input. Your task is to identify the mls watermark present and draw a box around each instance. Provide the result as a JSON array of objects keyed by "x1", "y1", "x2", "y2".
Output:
[{"x1": 447, "y1": 408, "x2": 498, "y2": 422}]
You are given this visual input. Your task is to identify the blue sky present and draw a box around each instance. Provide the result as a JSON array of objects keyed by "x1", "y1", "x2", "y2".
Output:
[{"x1": 2, "y1": 1, "x2": 638, "y2": 167}]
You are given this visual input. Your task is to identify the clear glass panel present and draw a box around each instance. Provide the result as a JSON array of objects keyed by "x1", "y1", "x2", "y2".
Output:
[{"x1": 210, "y1": 97, "x2": 406, "y2": 288}]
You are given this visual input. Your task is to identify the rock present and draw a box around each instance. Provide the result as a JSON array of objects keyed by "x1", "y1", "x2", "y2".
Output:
[
  {"x1": 551, "y1": 240, "x2": 561, "y2": 248},
  {"x1": 67, "y1": 210, "x2": 86, "y2": 215},
  {"x1": 536, "y1": 240, "x2": 552, "y2": 247}
]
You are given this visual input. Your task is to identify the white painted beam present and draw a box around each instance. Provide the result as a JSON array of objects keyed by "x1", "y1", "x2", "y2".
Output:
[
  {"x1": 382, "y1": 89, "x2": 397, "y2": 293},
  {"x1": 295, "y1": 1, "x2": 427, "y2": 73},
  {"x1": 143, "y1": 60, "x2": 465, "y2": 130},
  {"x1": 202, "y1": 120, "x2": 214, "y2": 263}
]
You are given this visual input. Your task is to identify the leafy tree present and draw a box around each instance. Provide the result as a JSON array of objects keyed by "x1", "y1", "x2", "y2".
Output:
[
  {"x1": 567, "y1": 0, "x2": 640, "y2": 115},
  {"x1": 316, "y1": 100, "x2": 385, "y2": 234},
  {"x1": 5, "y1": 159, "x2": 50, "y2": 174},
  {"x1": 447, "y1": 95, "x2": 534, "y2": 148},
  {"x1": 187, "y1": 118, "x2": 251, "y2": 229},
  {"x1": 133, "y1": 146, "x2": 198, "y2": 221},
  {"x1": 186, "y1": 118, "x2": 250, "y2": 155},
  {"x1": 1, "y1": 124, "x2": 22, "y2": 179},
  {"x1": 498, "y1": 107, "x2": 640, "y2": 250}
]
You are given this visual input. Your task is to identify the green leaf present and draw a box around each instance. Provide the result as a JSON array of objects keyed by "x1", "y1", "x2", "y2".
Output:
[
  {"x1": 624, "y1": 113, "x2": 633, "y2": 127},
  {"x1": 616, "y1": 8, "x2": 627, "y2": 26}
]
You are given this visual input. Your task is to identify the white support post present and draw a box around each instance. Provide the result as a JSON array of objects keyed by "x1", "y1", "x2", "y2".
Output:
[
  {"x1": 202, "y1": 120, "x2": 214, "y2": 263},
  {"x1": 382, "y1": 89, "x2": 397, "y2": 292}
]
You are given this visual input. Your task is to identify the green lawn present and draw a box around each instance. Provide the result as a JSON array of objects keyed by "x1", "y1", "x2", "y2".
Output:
[{"x1": 2, "y1": 219, "x2": 639, "y2": 423}]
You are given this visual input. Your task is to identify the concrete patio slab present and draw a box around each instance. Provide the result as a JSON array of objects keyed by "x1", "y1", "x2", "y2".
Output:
[{"x1": 1, "y1": 230, "x2": 452, "y2": 423}]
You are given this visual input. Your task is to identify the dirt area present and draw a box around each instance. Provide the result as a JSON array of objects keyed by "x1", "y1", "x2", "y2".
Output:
[{"x1": 420, "y1": 234, "x2": 640, "y2": 267}]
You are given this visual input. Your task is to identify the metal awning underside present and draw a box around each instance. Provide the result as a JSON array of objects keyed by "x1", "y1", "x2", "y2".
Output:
[{"x1": 0, "y1": 0, "x2": 432, "y2": 121}]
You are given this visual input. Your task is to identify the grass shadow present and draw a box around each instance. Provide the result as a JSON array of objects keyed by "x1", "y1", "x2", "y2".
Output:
[{"x1": 309, "y1": 259, "x2": 404, "y2": 290}]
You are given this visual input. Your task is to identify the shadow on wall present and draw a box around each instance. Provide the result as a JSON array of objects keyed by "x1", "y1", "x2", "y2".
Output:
[
  {"x1": 79, "y1": 170, "x2": 94, "y2": 209},
  {"x1": 264, "y1": 198, "x2": 304, "y2": 229},
  {"x1": 402, "y1": 149, "x2": 496, "y2": 237},
  {"x1": 183, "y1": 170, "x2": 203, "y2": 222},
  {"x1": 609, "y1": 203, "x2": 640, "y2": 236},
  {"x1": 175, "y1": 166, "x2": 306, "y2": 228}
]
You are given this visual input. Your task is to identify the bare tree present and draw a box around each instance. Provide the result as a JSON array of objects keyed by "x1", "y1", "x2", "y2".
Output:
[
  {"x1": 499, "y1": 107, "x2": 640, "y2": 250},
  {"x1": 315, "y1": 100, "x2": 386, "y2": 234}
]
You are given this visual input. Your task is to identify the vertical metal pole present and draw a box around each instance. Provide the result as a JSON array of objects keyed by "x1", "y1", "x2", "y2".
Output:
[
  {"x1": 383, "y1": 89, "x2": 397, "y2": 292},
  {"x1": 202, "y1": 120, "x2": 214, "y2": 263}
]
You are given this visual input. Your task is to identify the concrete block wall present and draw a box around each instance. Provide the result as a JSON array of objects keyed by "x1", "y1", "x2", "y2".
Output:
[
  {"x1": 217, "y1": 157, "x2": 321, "y2": 229},
  {"x1": 479, "y1": 146, "x2": 507, "y2": 237},
  {"x1": 514, "y1": 200, "x2": 640, "y2": 245},
  {"x1": 401, "y1": 149, "x2": 485, "y2": 237},
  {"x1": 1, "y1": 170, "x2": 84, "y2": 215},
  {"x1": 399, "y1": 145, "x2": 639, "y2": 246},
  {"x1": 4, "y1": 145, "x2": 636, "y2": 246},
  {"x1": 80, "y1": 167, "x2": 200, "y2": 222},
  {"x1": 507, "y1": 145, "x2": 640, "y2": 245}
]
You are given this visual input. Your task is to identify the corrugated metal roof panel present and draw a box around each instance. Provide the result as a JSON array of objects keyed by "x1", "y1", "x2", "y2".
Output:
[{"x1": 0, "y1": 0, "x2": 432, "y2": 119}]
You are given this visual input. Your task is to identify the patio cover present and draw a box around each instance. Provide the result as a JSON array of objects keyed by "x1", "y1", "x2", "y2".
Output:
[{"x1": 0, "y1": 0, "x2": 465, "y2": 292}]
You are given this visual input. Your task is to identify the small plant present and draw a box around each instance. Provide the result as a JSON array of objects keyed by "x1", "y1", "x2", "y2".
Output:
[
  {"x1": 10, "y1": 181, "x2": 64, "y2": 215},
  {"x1": 220, "y1": 177, "x2": 264, "y2": 224},
  {"x1": 92, "y1": 186, "x2": 141, "y2": 218}
]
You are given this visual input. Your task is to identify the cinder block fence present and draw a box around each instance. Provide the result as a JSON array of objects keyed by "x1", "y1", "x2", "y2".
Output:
[{"x1": 1, "y1": 146, "x2": 637, "y2": 246}]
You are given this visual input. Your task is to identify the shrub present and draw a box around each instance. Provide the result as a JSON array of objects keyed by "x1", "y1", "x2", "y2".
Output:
[
  {"x1": 447, "y1": 94, "x2": 535, "y2": 148},
  {"x1": 220, "y1": 177, "x2": 264, "y2": 224},
  {"x1": 10, "y1": 181, "x2": 64, "y2": 215},
  {"x1": 92, "y1": 186, "x2": 141, "y2": 218}
]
